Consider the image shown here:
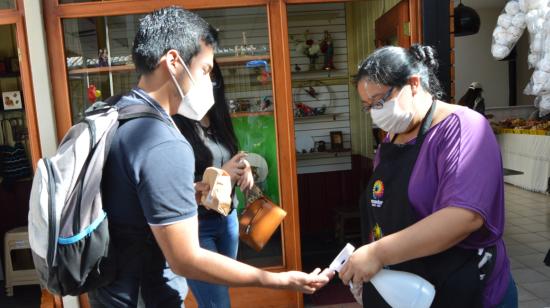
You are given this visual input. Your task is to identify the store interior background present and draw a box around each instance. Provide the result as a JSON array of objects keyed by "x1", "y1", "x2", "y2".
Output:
[{"x1": 454, "y1": 0, "x2": 536, "y2": 117}]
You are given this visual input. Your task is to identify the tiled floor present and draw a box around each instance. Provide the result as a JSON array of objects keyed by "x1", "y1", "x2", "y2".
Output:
[
  {"x1": 312, "y1": 184, "x2": 550, "y2": 308},
  {"x1": 503, "y1": 184, "x2": 550, "y2": 308}
]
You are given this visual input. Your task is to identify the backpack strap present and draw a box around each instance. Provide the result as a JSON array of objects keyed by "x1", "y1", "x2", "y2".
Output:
[{"x1": 117, "y1": 104, "x2": 171, "y2": 126}]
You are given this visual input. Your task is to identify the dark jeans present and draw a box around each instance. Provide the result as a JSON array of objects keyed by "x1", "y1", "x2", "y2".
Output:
[
  {"x1": 496, "y1": 273, "x2": 518, "y2": 308},
  {"x1": 187, "y1": 210, "x2": 239, "y2": 308}
]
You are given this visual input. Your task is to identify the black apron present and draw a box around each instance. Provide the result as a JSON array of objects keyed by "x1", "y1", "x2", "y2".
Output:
[{"x1": 361, "y1": 102, "x2": 485, "y2": 308}]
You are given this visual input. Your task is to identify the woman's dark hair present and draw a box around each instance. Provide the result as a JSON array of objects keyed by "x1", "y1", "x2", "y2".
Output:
[
  {"x1": 172, "y1": 60, "x2": 239, "y2": 180},
  {"x1": 355, "y1": 44, "x2": 444, "y2": 99},
  {"x1": 132, "y1": 6, "x2": 218, "y2": 75}
]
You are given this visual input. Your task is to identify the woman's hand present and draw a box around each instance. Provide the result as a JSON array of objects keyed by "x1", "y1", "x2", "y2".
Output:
[
  {"x1": 339, "y1": 243, "x2": 384, "y2": 287},
  {"x1": 274, "y1": 268, "x2": 330, "y2": 294},
  {"x1": 223, "y1": 152, "x2": 254, "y2": 191},
  {"x1": 237, "y1": 159, "x2": 254, "y2": 191},
  {"x1": 222, "y1": 152, "x2": 247, "y2": 184}
]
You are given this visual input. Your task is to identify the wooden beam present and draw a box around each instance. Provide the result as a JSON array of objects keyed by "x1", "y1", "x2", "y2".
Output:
[
  {"x1": 268, "y1": 0, "x2": 303, "y2": 306},
  {"x1": 54, "y1": 0, "x2": 269, "y2": 18},
  {"x1": 15, "y1": 0, "x2": 42, "y2": 168},
  {"x1": 44, "y1": 1, "x2": 73, "y2": 140}
]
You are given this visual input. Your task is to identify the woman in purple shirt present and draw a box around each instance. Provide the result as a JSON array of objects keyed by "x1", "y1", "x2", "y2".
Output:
[{"x1": 339, "y1": 45, "x2": 517, "y2": 307}]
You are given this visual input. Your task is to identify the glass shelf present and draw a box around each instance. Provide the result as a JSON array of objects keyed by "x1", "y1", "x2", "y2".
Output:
[
  {"x1": 67, "y1": 64, "x2": 134, "y2": 75},
  {"x1": 216, "y1": 54, "x2": 270, "y2": 65},
  {"x1": 296, "y1": 149, "x2": 351, "y2": 160},
  {"x1": 67, "y1": 55, "x2": 271, "y2": 75}
]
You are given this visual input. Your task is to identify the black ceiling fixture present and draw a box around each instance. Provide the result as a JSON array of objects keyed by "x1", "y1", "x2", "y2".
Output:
[{"x1": 454, "y1": 0, "x2": 481, "y2": 36}]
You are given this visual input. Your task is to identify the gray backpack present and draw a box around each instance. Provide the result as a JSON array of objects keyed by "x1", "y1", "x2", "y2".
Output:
[{"x1": 28, "y1": 97, "x2": 166, "y2": 296}]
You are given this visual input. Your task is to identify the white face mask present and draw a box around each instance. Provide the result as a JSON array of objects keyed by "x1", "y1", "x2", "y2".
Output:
[
  {"x1": 370, "y1": 87, "x2": 415, "y2": 134},
  {"x1": 169, "y1": 55, "x2": 215, "y2": 121}
]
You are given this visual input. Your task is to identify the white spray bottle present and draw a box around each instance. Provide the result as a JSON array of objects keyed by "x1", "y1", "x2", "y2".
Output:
[{"x1": 329, "y1": 243, "x2": 436, "y2": 308}]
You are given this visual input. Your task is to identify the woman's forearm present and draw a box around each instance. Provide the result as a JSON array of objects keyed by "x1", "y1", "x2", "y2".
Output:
[{"x1": 372, "y1": 206, "x2": 484, "y2": 267}]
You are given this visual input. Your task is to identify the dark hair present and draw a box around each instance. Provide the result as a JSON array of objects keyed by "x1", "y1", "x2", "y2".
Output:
[
  {"x1": 172, "y1": 60, "x2": 239, "y2": 180},
  {"x1": 132, "y1": 6, "x2": 218, "y2": 75},
  {"x1": 355, "y1": 44, "x2": 444, "y2": 99}
]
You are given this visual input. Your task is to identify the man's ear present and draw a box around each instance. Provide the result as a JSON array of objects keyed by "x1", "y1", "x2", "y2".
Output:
[
  {"x1": 409, "y1": 75, "x2": 421, "y2": 96},
  {"x1": 164, "y1": 49, "x2": 180, "y2": 75}
]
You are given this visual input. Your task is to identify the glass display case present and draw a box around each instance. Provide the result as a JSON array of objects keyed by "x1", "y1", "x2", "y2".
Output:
[
  {"x1": 0, "y1": 0, "x2": 15, "y2": 9},
  {"x1": 61, "y1": 6, "x2": 284, "y2": 268}
]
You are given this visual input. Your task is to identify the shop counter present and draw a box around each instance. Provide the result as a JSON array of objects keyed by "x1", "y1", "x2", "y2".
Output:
[{"x1": 497, "y1": 133, "x2": 550, "y2": 193}]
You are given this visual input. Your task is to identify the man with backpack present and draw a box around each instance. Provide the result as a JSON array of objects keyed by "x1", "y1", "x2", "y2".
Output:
[{"x1": 42, "y1": 6, "x2": 326, "y2": 307}]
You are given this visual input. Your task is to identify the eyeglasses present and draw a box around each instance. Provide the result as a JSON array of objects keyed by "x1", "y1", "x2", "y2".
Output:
[{"x1": 362, "y1": 86, "x2": 394, "y2": 112}]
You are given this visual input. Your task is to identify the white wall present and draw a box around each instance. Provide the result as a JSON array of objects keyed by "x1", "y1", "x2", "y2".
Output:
[
  {"x1": 24, "y1": 0, "x2": 58, "y2": 157},
  {"x1": 455, "y1": 8, "x2": 509, "y2": 108}
]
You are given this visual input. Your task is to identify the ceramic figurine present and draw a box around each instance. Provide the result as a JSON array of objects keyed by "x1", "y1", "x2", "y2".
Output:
[{"x1": 320, "y1": 30, "x2": 335, "y2": 71}]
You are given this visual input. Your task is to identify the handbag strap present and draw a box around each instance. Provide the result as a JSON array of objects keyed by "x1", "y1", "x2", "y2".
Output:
[
  {"x1": 245, "y1": 184, "x2": 264, "y2": 204},
  {"x1": 243, "y1": 198, "x2": 266, "y2": 234}
]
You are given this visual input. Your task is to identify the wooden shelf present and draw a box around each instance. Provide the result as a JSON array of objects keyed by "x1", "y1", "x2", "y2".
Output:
[
  {"x1": 231, "y1": 111, "x2": 273, "y2": 118},
  {"x1": 296, "y1": 149, "x2": 351, "y2": 160},
  {"x1": 216, "y1": 55, "x2": 270, "y2": 65},
  {"x1": 294, "y1": 113, "x2": 342, "y2": 121},
  {"x1": 68, "y1": 64, "x2": 134, "y2": 75}
]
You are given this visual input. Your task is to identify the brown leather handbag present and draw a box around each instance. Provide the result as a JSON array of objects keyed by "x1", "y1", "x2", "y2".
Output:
[{"x1": 239, "y1": 186, "x2": 286, "y2": 251}]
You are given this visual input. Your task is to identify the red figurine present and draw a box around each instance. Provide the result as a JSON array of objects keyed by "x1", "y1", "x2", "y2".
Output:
[{"x1": 87, "y1": 85, "x2": 97, "y2": 103}]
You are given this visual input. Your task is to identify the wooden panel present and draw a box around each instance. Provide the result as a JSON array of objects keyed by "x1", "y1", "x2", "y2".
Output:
[
  {"x1": 267, "y1": 1, "x2": 303, "y2": 307},
  {"x1": 409, "y1": 0, "x2": 422, "y2": 43},
  {"x1": 297, "y1": 155, "x2": 373, "y2": 236},
  {"x1": 286, "y1": 0, "x2": 350, "y2": 3}
]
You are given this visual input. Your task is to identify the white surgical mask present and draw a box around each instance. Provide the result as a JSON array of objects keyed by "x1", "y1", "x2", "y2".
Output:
[
  {"x1": 370, "y1": 87, "x2": 415, "y2": 134},
  {"x1": 169, "y1": 56, "x2": 215, "y2": 121}
]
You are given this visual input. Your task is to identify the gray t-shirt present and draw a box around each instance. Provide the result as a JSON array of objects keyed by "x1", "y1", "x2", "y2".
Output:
[{"x1": 197, "y1": 124, "x2": 239, "y2": 209}]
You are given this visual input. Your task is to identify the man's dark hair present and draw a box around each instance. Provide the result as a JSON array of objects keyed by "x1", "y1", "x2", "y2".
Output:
[{"x1": 132, "y1": 6, "x2": 218, "y2": 75}]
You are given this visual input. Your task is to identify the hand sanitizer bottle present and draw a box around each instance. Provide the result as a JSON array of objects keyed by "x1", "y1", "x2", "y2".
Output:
[{"x1": 370, "y1": 269, "x2": 435, "y2": 308}]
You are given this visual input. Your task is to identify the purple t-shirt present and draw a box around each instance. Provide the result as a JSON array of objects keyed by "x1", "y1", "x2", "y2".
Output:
[{"x1": 374, "y1": 107, "x2": 510, "y2": 307}]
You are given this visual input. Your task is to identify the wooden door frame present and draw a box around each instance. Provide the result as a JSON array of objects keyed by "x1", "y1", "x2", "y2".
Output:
[{"x1": 0, "y1": 0, "x2": 41, "y2": 168}]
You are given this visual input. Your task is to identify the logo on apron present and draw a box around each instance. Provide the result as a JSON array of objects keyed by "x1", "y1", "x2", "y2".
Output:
[
  {"x1": 371, "y1": 179, "x2": 384, "y2": 207},
  {"x1": 368, "y1": 223, "x2": 384, "y2": 242}
]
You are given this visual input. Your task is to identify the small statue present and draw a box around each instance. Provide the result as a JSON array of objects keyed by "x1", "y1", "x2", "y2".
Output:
[
  {"x1": 260, "y1": 97, "x2": 272, "y2": 111},
  {"x1": 98, "y1": 49, "x2": 108, "y2": 67},
  {"x1": 320, "y1": 30, "x2": 335, "y2": 71}
]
